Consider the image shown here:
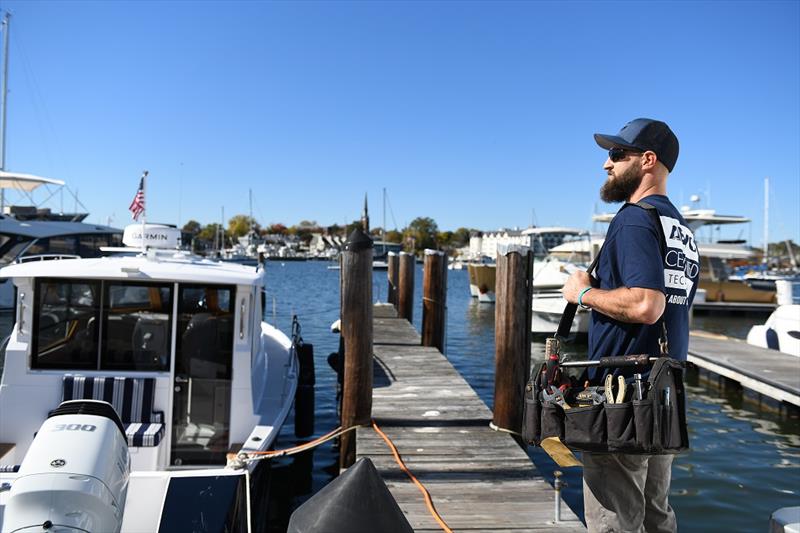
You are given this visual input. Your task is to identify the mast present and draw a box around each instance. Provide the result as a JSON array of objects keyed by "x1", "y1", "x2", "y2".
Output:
[
  {"x1": 763, "y1": 177, "x2": 769, "y2": 264},
  {"x1": 0, "y1": 12, "x2": 10, "y2": 212},
  {"x1": 382, "y1": 187, "x2": 386, "y2": 255}
]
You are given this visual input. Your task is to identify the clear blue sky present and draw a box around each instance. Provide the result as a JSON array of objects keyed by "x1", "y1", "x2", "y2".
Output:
[{"x1": 1, "y1": 0, "x2": 798, "y2": 245}]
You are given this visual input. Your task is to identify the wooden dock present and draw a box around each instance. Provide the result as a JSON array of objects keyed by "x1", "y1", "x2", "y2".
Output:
[
  {"x1": 356, "y1": 304, "x2": 584, "y2": 532},
  {"x1": 688, "y1": 330, "x2": 800, "y2": 409}
]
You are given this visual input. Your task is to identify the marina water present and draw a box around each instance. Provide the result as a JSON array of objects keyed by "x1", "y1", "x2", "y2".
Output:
[
  {"x1": 262, "y1": 261, "x2": 799, "y2": 532},
  {"x1": 2, "y1": 261, "x2": 797, "y2": 531}
]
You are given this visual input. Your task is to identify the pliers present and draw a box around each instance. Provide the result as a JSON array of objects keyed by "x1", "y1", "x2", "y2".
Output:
[{"x1": 604, "y1": 374, "x2": 627, "y2": 404}]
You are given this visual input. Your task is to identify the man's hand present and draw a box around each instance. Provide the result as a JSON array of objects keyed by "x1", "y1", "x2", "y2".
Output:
[{"x1": 562, "y1": 271, "x2": 593, "y2": 304}]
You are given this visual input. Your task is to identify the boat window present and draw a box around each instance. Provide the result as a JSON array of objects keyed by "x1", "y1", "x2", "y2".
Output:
[
  {"x1": 101, "y1": 283, "x2": 173, "y2": 371},
  {"x1": 78, "y1": 234, "x2": 122, "y2": 258},
  {"x1": 32, "y1": 279, "x2": 100, "y2": 370},
  {"x1": 25, "y1": 236, "x2": 79, "y2": 257},
  {"x1": 0, "y1": 236, "x2": 33, "y2": 264}
]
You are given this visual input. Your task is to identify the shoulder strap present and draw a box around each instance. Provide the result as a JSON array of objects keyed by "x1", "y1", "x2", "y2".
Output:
[{"x1": 555, "y1": 200, "x2": 668, "y2": 341}]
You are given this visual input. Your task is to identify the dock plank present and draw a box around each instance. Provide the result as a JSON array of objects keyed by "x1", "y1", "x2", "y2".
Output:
[
  {"x1": 688, "y1": 331, "x2": 800, "y2": 406},
  {"x1": 355, "y1": 306, "x2": 584, "y2": 532}
]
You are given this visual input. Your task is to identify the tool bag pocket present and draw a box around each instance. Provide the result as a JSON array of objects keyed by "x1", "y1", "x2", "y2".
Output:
[
  {"x1": 564, "y1": 403, "x2": 606, "y2": 451},
  {"x1": 632, "y1": 399, "x2": 655, "y2": 452},
  {"x1": 521, "y1": 387, "x2": 542, "y2": 445},
  {"x1": 648, "y1": 358, "x2": 690, "y2": 453},
  {"x1": 521, "y1": 363, "x2": 545, "y2": 445},
  {"x1": 540, "y1": 402, "x2": 565, "y2": 441},
  {"x1": 605, "y1": 401, "x2": 636, "y2": 452}
]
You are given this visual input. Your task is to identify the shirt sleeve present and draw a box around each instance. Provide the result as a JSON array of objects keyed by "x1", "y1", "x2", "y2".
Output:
[{"x1": 618, "y1": 224, "x2": 665, "y2": 292}]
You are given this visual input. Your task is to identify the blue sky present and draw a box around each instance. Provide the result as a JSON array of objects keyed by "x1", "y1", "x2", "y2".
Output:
[{"x1": 1, "y1": 0, "x2": 798, "y2": 245}]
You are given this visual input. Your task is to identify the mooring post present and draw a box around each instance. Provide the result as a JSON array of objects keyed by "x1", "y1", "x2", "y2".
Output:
[
  {"x1": 387, "y1": 251, "x2": 399, "y2": 307},
  {"x1": 421, "y1": 249, "x2": 447, "y2": 353},
  {"x1": 492, "y1": 244, "x2": 533, "y2": 433},
  {"x1": 397, "y1": 251, "x2": 415, "y2": 322},
  {"x1": 339, "y1": 227, "x2": 374, "y2": 469}
]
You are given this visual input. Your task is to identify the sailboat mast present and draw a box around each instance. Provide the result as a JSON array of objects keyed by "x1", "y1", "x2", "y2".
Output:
[
  {"x1": 763, "y1": 177, "x2": 769, "y2": 264},
  {"x1": 0, "y1": 12, "x2": 10, "y2": 211},
  {"x1": 382, "y1": 187, "x2": 386, "y2": 255}
]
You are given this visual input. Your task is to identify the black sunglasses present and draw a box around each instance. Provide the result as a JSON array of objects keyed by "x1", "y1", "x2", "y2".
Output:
[{"x1": 608, "y1": 147, "x2": 643, "y2": 162}]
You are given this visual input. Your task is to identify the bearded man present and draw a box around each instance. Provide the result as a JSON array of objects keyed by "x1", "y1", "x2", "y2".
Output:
[{"x1": 562, "y1": 118, "x2": 699, "y2": 533}]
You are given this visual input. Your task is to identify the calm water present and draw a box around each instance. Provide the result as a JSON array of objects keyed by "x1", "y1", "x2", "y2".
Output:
[
  {"x1": 262, "y1": 261, "x2": 800, "y2": 532},
  {"x1": 2, "y1": 261, "x2": 798, "y2": 532}
]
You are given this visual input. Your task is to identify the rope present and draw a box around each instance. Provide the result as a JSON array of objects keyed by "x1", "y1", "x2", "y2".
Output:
[
  {"x1": 488, "y1": 421, "x2": 521, "y2": 437},
  {"x1": 235, "y1": 421, "x2": 454, "y2": 532},
  {"x1": 371, "y1": 419, "x2": 454, "y2": 533},
  {"x1": 235, "y1": 424, "x2": 360, "y2": 463}
]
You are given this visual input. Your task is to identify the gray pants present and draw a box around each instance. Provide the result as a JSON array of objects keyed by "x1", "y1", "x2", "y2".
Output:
[{"x1": 582, "y1": 452, "x2": 677, "y2": 533}]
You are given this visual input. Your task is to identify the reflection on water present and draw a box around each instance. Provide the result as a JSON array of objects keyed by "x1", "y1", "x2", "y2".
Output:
[{"x1": 1, "y1": 263, "x2": 797, "y2": 533}]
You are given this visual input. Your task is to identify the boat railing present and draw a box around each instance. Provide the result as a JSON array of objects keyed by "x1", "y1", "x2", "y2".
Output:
[{"x1": 16, "y1": 254, "x2": 81, "y2": 263}]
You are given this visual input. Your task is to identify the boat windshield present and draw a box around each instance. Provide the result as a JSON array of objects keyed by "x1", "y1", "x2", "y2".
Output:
[{"x1": 31, "y1": 278, "x2": 173, "y2": 371}]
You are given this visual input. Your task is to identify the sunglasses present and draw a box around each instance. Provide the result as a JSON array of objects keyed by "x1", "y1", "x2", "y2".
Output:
[{"x1": 608, "y1": 147, "x2": 643, "y2": 162}]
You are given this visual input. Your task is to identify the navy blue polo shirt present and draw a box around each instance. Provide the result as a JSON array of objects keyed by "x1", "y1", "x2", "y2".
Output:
[{"x1": 588, "y1": 195, "x2": 699, "y2": 373}]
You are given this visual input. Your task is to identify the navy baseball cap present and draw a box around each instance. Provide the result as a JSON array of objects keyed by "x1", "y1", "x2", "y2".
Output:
[{"x1": 594, "y1": 118, "x2": 679, "y2": 172}]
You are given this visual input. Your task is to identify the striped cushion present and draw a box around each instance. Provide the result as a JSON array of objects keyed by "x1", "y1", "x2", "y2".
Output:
[
  {"x1": 62, "y1": 376, "x2": 158, "y2": 423},
  {"x1": 124, "y1": 422, "x2": 165, "y2": 447},
  {"x1": 0, "y1": 464, "x2": 19, "y2": 473},
  {"x1": 62, "y1": 376, "x2": 164, "y2": 446}
]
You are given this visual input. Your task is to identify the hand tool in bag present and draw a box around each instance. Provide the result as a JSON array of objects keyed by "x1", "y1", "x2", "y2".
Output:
[{"x1": 575, "y1": 386, "x2": 606, "y2": 406}]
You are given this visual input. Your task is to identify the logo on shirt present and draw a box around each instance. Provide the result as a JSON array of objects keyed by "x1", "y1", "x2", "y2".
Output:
[{"x1": 660, "y1": 216, "x2": 699, "y2": 304}]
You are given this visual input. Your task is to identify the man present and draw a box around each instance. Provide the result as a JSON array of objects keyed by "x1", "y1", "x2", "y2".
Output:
[{"x1": 562, "y1": 118, "x2": 699, "y2": 533}]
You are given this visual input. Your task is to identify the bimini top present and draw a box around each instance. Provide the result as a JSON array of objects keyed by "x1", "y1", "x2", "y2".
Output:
[
  {"x1": 0, "y1": 171, "x2": 65, "y2": 191},
  {"x1": 0, "y1": 252, "x2": 266, "y2": 286}
]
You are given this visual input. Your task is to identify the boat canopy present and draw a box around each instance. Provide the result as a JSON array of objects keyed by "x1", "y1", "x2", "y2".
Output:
[
  {"x1": 0, "y1": 171, "x2": 65, "y2": 191},
  {"x1": 0, "y1": 216, "x2": 120, "y2": 239}
]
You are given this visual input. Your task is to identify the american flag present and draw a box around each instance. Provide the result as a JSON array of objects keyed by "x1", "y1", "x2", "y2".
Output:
[{"x1": 129, "y1": 173, "x2": 146, "y2": 220}]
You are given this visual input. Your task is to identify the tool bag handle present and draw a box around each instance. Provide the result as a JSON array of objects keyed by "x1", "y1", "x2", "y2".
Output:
[{"x1": 555, "y1": 201, "x2": 668, "y2": 342}]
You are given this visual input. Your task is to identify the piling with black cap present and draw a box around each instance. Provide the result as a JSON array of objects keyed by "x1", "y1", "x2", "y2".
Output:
[
  {"x1": 421, "y1": 249, "x2": 447, "y2": 353},
  {"x1": 339, "y1": 227, "x2": 373, "y2": 469},
  {"x1": 493, "y1": 244, "x2": 533, "y2": 433},
  {"x1": 397, "y1": 251, "x2": 415, "y2": 322}
]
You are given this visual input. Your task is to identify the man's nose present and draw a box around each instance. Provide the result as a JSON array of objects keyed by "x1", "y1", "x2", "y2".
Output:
[{"x1": 603, "y1": 159, "x2": 613, "y2": 171}]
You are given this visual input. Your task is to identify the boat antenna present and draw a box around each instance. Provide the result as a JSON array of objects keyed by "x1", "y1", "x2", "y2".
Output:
[
  {"x1": 382, "y1": 187, "x2": 386, "y2": 255},
  {"x1": 0, "y1": 11, "x2": 10, "y2": 212}
]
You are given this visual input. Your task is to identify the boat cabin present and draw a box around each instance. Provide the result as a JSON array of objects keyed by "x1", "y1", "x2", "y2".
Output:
[{"x1": 0, "y1": 251, "x2": 279, "y2": 471}]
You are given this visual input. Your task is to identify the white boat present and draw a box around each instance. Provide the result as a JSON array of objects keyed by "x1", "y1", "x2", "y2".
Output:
[
  {"x1": 0, "y1": 224, "x2": 298, "y2": 531},
  {"x1": 746, "y1": 304, "x2": 800, "y2": 357},
  {"x1": 467, "y1": 227, "x2": 589, "y2": 304},
  {"x1": 531, "y1": 291, "x2": 591, "y2": 336}
]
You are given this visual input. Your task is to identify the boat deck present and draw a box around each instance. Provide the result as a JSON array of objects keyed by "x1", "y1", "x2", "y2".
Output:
[
  {"x1": 688, "y1": 330, "x2": 800, "y2": 409},
  {"x1": 355, "y1": 304, "x2": 584, "y2": 532}
]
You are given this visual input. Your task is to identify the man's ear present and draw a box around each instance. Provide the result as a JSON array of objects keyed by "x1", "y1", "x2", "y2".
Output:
[{"x1": 641, "y1": 151, "x2": 658, "y2": 171}]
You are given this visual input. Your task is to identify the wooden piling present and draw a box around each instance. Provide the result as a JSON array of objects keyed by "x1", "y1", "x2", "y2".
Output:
[
  {"x1": 387, "y1": 252, "x2": 399, "y2": 307},
  {"x1": 493, "y1": 244, "x2": 533, "y2": 433},
  {"x1": 339, "y1": 227, "x2": 374, "y2": 469},
  {"x1": 397, "y1": 251, "x2": 415, "y2": 322},
  {"x1": 421, "y1": 249, "x2": 447, "y2": 353}
]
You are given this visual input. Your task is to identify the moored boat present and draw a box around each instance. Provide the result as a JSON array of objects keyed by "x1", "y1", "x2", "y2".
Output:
[{"x1": 0, "y1": 224, "x2": 298, "y2": 531}]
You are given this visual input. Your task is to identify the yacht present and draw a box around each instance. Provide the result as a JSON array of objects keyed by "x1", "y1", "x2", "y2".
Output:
[
  {"x1": 0, "y1": 224, "x2": 298, "y2": 531},
  {"x1": 747, "y1": 303, "x2": 800, "y2": 357},
  {"x1": 467, "y1": 227, "x2": 588, "y2": 304}
]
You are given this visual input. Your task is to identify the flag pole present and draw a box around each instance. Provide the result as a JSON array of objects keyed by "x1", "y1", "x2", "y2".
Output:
[{"x1": 141, "y1": 170, "x2": 148, "y2": 253}]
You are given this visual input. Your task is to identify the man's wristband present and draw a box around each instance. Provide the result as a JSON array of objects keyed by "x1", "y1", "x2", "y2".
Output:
[{"x1": 578, "y1": 287, "x2": 592, "y2": 310}]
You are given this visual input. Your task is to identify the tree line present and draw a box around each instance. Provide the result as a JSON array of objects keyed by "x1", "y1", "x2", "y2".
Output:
[{"x1": 180, "y1": 215, "x2": 476, "y2": 254}]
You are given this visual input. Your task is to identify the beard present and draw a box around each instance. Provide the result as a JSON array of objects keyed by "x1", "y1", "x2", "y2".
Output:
[{"x1": 600, "y1": 161, "x2": 643, "y2": 203}]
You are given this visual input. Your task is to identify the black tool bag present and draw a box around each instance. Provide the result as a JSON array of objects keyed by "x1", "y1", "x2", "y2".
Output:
[{"x1": 521, "y1": 201, "x2": 690, "y2": 455}]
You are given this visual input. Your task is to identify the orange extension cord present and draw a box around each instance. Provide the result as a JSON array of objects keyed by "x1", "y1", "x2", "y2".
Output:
[
  {"x1": 370, "y1": 419, "x2": 454, "y2": 533},
  {"x1": 238, "y1": 421, "x2": 453, "y2": 532}
]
